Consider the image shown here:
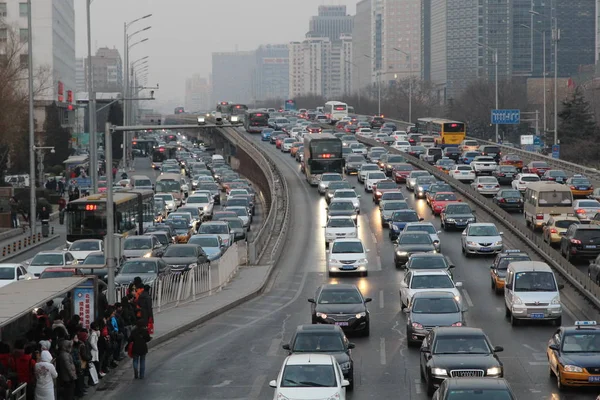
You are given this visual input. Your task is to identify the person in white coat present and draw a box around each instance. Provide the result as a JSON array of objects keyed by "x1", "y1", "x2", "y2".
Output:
[
  {"x1": 89, "y1": 322, "x2": 100, "y2": 375},
  {"x1": 34, "y1": 351, "x2": 57, "y2": 400}
]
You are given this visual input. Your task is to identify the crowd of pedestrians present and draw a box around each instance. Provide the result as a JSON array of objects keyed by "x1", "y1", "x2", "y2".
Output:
[{"x1": 0, "y1": 277, "x2": 153, "y2": 400}]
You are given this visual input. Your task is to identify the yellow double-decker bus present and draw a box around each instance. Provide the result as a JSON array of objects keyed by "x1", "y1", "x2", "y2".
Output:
[{"x1": 416, "y1": 118, "x2": 466, "y2": 148}]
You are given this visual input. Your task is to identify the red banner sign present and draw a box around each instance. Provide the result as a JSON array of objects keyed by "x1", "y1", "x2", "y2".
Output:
[{"x1": 58, "y1": 81, "x2": 64, "y2": 102}]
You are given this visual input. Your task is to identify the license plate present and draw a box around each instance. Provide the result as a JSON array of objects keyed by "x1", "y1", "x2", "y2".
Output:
[
  {"x1": 485, "y1": 186, "x2": 495, "y2": 189},
  {"x1": 507, "y1": 199, "x2": 518, "y2": 203},
  {"x1": 341, "y1": 265, "x2": 355, "y2": 270},
  {"x1": 579, "y1": 187, "x2": 588, "y2": 190},
  {"x1": 336, "y1": 233, "x2": 346, "y2": 236},
  {"x1": 586, "y1": 245, "x2": 597, "y2": 249},
  {"x1": 480, "y1": 247, "x2": 492, "y2": 252},
  {"x1": 530, "y1": 313, "x2": 544, "y2": 319},
  {"x1": 456, "y1": 222, "x2": 466, "y2": 226},
  {"x1": 335, "y1": 322, "x2": 349, "y2": 326},
  {"x1": 588, "y1": 376, "x2": 600, "y2": 382},
  {"x1": 461, "y1": 172, "x2": 468, "y2": 175}
]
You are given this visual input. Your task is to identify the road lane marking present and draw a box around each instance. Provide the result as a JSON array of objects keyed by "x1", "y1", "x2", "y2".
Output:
[
  {"x1": 528, "y1": 361, "x2": 547, "y2": 366},
  {"x1": 212, "y1": 380, "x2": 232, "y2": 387},
  {"x1": 522, "y1": 343, "x2": 541, "y2": 352},
  {"x1": 248, "y1": 375, "x2": 267, "y2": 399},
  {"x1": 379, "y1": 290, "x2": 384, "y2": 308},
  {"x1": 373, "y1": 254, "x2": 382, "y2": 271},
  {"x1": 380, "y1": 337, "x2": 386, "y2": 365},
  {"x1": 267, "y1": 338, "x2": 281, "y2": 356},
  {"x1": 461, "y1": 288, "x2": 474, "y2": 308},
  {"x1": 414, "y1": 379, "x2": 422, "y2": 394}
]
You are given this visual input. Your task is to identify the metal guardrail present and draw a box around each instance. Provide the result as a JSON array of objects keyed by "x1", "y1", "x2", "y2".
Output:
[{"x1": 357, "y1": 134, "x2": 600, "y2": 312}]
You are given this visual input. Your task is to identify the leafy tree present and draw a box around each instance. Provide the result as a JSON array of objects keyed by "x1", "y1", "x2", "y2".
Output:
[{"x1": 558, "y1": 86, "x2": 596, "y2": 145}]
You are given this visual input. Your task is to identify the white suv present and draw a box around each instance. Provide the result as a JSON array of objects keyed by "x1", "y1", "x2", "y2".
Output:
[
  {"x1": 450, "y1": 165, "x2": 476, "y2": 183},
  {"x1": 323, "y1": 216, "x2": 358, "y2": 248},
  {"x1": 364, "y1": 171, "x2": 387, "y2": 192}
]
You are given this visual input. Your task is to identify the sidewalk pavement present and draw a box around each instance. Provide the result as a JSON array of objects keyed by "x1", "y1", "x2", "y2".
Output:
[{"x1": 0, "y1": 217, "x2": 64, "y2": 261}]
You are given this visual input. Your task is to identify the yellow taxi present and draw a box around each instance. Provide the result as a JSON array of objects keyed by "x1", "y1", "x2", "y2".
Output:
[
  {"x1": 542, "y1": 216, "x2": 580, "y2": 246},
  {"x1": 290, "y1": 142, "x2": 303, "y2": 157},
  {"x1": 547, "y1": 321, "x2": 600, "y2": 389},
  {"x1": 566, "y1": 175, "x2": 594, "y2": 198},
  {"x1": 489, "y1": 250, "x2": 531, "y2": 295}
]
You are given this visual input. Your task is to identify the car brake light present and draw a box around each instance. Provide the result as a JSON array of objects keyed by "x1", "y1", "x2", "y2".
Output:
[
  {"x1": 497, "y1": 173, "x2": 505, "y2": 177},
  {"x1": 477, "y1": 185, "x2": 483, "y2": 188},
  {"x1": 571, "y1": 239, "x2": 582, "y2": 244},
  {"x1": 499, "y1": 198, "x2": 505, "y2": 203},
  {"x1": 495, "y1": 185, "x2": 499, "y2": 188},
  {"x1": 576, "y1": 209, "x2": 586, "y2": 214},
  {"x1": 570, "y1": 186, "x2": 576, "y2": 190},
  {"x1": 452, "y1": 322, "x2": 463, "y2": 327},
  {"x1": 536, "y1": 214, "x2": 544, "y2": 220},
  {"x1": 550, "y1": 228, "x2": 558, "y2": 234}
]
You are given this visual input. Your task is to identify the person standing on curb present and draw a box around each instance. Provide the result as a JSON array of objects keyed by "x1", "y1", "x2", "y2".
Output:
[
  {"x1": 9, "y1": 197, "x2": 19, "y2": 228},
  {"x1": 34, "y1": 351, "x2": 57, "y2": 400},
  {"x1": 57, "y1": 340, "x2": 76, "y2": 400},
  {"x1": 128, "y1": 320, "x2": 151, "y2": 379}
]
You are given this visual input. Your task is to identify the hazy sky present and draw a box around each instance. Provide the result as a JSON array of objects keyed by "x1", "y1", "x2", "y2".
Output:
[{"x1": 75, "y1": 0, "x2": 356, "y2": 111}]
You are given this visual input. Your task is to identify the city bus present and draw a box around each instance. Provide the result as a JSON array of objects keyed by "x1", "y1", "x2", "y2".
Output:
[
  {"x1": 284, "y1": 99, "x2": 296, "y2": 111},
  {"x1": 65, "y1": 190, "x2": 154, "y2": 245},
  {"x1": 323, "y1": 101, "x2": 348, "y2": 123},
  {"x1": 244, "y1": 111, "x2": 270, "y2": 133},
  {"x1": 131, "y1": 138, "x2": 157, "y2": 157},
  {"x1": 229, "y1": 104, "x2": 248, "y2": 124},
  {"x1": 216, "y1": 101, "x2": 233, "y2": 115},
  {"x1": 174, "y1": 107, "x2": 185, "y2": 114},
  {"x1": 430, "y1": 119, "x2": 466, "y2": 148},
  {"x1": 303, "y1": 133, "x2": 343, "y2": 185},
  {"x1": 416, "y1": 117, "x2": 437, "y2": 134}
]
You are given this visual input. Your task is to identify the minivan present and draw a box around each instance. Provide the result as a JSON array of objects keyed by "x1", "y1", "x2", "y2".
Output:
[
  {"x1": 504, "y1": 261, "x2": 563, "y2": 326},
  {"x1": 523, "y1": 182, "x2": 574, "y2": 230},
  {"x1": 130, "y1": 175, "x2": 153, "y2": 190}
]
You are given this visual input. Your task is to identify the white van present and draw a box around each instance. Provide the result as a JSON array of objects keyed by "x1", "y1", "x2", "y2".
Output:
[
  {"x1": 504, "y1": 261, "x2": 563, "y2": 326},
  {"x1": 524, "y1": 181, "x2": 574, "y2": 231},
  {"x1": 215, "y1": 112, "x2": 224, "y2": 125},
  {"x1": 130, "y1": 175, "x2": 153, "y2": 190},
  {"x1": 211, "y1": 154, "x2": 225, "y2": 164}
]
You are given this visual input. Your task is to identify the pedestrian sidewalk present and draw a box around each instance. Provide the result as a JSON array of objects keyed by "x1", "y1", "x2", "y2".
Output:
[{"x1": 0, "y1": 218, "x2": 65, "y2": 261}]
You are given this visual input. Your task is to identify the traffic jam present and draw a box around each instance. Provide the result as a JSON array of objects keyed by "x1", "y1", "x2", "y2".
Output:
[{"x1": 251, "y1": 109, "x2": 600, "y2": 399}]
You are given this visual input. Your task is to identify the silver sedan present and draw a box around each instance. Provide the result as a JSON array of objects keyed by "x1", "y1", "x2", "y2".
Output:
[{"x1": 461, "y1": 222, "x2": 503, "y2": 257}]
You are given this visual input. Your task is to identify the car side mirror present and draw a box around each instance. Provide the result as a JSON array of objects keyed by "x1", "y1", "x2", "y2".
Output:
[
  {"x1": 282, "y1": 344, "x2": 290, "y2": 350},
  {"x1": 18, "y1": 275, "x2": 26, "y2": 280},
  {"x1": 347, "y1": 343, "x2": 355, "y2": 349},
  {"x1": 308, "y1": 298, "x2": 315, "y2": 303},
  {"x1": 558, "y1": 283, "x2": 565, "y2": 290},
  {"x1": 357, "y1": 195, "x2": 361, "y2": 198},
  {"x1": 341, "y1": 380, "x2": 350, "y2": 388},
  {"x1": 364, "y1": 297, "x2": 372, "y2": 302},
  {"x1": 269, "y1": 380, "x2": 277, "y2": 388},
  {"x1": 549, "y1": 343, "x2": 560, "y2": 351},
  {"x1": 461, "y1": 231, "x2": 467, "y2": 236},
  {"x1": 493, "y1": 346, "x2": 504, "y2": 353},
  {"x1": 449, "y1": 264, "x2": 455, "y2": 268},
  {"x1": 490, "y1": 265, "x2": 495, "y2": 269},
  {"x1": 437, "y1": 230, "x2": 442, "y2": 234},
  {"x1": 455, "y1": 282, "x2": 463, "y2": 288},
  {"x1": 66, "y1": 261, "x2": 73, "y2": 265}
]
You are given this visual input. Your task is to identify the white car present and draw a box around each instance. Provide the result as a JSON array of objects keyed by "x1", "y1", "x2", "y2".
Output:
[
  {"x1": 511, "y1": 173, "x2": 541, "y2": 192},
  {"x1": 364, "y1": 171, "x2": 387, "y2": 192},
  {"x1": 318, "y1": 173, "x2": 345, "y2": 195},
  {"x1": 406, "y1": 171, "x2": 432, "y2": 191},
  {"x1": 402, "y1": 222, "x2": 442, "y2": 252},
  {"x1": 349, "y1": 142, "x2": 367, "y2": 156},
  {"x1": 269, "y1": 354, "x2": 349, "y2": 400},
  {"x1": 0, "y1": 263, "x2": 35, "y2": 288},
  {"x1": 327, "y1": 238, "x2": 369, "y2": 276},
  {"x1": 358, "y1": 164, "x2": 380, "y2": 183},
  {"x1": 392, "y1": 141, "x2": 411, "y2": 152},
  {"x1": 357, "y1": 128, "x2": 373, "y2": 136},
  {"x1": 471, "y1": 176, "x2": 501, "y2": 196},
  {"x1": 227, "y1": 188, "x2": 250, "y2": 201},
  {"x1": 186, "y1": 194, "x2": 214, "y2": 218},
  {"x1": 323, "y1": 216, "x2": 358, "y2": 247},
  {"x1": 27, "y1": 251, "x2": 78, "y2": 277},
  {"x1": 331, "y1": 189, "x2": 361, "y2": 211},
  {"x1": 224, "y1": 206, "x2": 251, "y2": 228},
  {"x1": 67, "y1": 239, "x2": 104, "y2": 263},
  {"x1": 155, "y1": 193, "x2": 177, "y2": 213},
  {"x1": 392, "y1": 131, "x2": 408, "y2": 141},
  {"x1": 471, "y1": 156, "x2": 497, "y2": 175},
  {"x1": 399, "y1": 269, "x2": 463, "y2": 309},
  {"x1": 450, "y1": 165, "x2": 476, "y2": 182},
  {"x1": 281, "y1": 138, "x2": 295, "y2": 152}
]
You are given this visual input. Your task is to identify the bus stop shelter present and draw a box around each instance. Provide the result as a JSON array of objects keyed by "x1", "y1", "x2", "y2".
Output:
[{"x1": 0, "y1": 277, "x2": 89, "y2": 343}]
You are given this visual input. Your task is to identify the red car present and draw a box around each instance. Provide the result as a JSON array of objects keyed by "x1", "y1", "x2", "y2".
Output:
[
  {"x1": 372, "y1": 180, "x2": 399, "y2": 204},
  {"x1": 336, "y1": 121, "x2": 348, "y2": 130},
  {"x1": 393, "y1": 163, "x2": 415, "y2": 183},
  {"x1": 430, "y1": 192, "x2": 462, "y2": 215},
  {"x1": 307, "y1": 125, "x2": 322, "y2": 133},
  {"x1": 523, "y1": 161, "x2": 550, "y2": 176},
  {"x1": 275, "y1": 134, "x2": 289, "y2": 148}
]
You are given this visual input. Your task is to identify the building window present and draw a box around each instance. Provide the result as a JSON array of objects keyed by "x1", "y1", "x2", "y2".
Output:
[
  {"x1": 19, "y1": 28, "x2": 28, "y2": 42},
  {"x1": 19, "y1": 2, "x2": 28, "y2": 17},
  {"x1": 0, "y1": 28, "x2": 7, "y2": 42},
  {"x1": 0, "y1": 3, "x2": 6, "y2": 17},
  {"x1": 20, "y1": 54, "x2": 28, "y2": 67}
]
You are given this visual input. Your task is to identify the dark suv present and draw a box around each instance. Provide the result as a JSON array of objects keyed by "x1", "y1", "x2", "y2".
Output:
[
  {"x1": 560, "y1": 224, "x2": 600, "y2": 262},
  {"x1": 440, "y1": 203, "x2": 476, "y2": 231},
  {"x1": 370, "y1": 116, "x2": 385, "y2": 129}
]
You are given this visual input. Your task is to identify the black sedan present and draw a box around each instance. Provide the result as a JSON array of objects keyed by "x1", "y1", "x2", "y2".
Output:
[
  {"x1": 442, "y1": 147, "x2": 462, "y2": 162},
  {"x1": 492, "y1": 165, "x2": 518, "y2": 185},
  {"x1": 309, "y1": 284, "x2": 371, "y2": 336},
  {"x1": 282, "y1": 325, "x2": 356, "y2": 390},
  {"x1": 492, "y1": 189, "x2": 523, "y2": 212},
  {"x1": 160, "y1": 244, "x2": 209, "y2": 273},
  {"x1": 440, "y1": 203, "x2": 476, "y2": 231},
  {"x1": 420, "y1": 327, "x2": 504, "y2": 395},
  {"x1": 432, "y1": 378, "x2": 516, "y2": 400},
  {"x1": 327, "y1": 199, "x2": 358, "y2": 219},
  {"x1": 405, "y1": 291, "x2": 464, "y2": 346},
  {"x1": 394, "y1": 232, "x2": 436, "y2": 267}
]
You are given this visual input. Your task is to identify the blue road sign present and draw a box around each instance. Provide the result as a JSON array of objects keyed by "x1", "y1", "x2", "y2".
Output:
[
  {"x1": 491, "y1": 109, "x2": 521, "y2": 125},
  {"x1": 533, "y1": 136, "x2": 542, "y2": 146},
  {"x1": 552, "y1": 144, "x2": 560, "y2": 159},
  {"x1": 524, "y1": 144, "x2": 535, "y2": 152},
  {"x1": 74, "y1": 177, "x2": 91, "y2": 189}
]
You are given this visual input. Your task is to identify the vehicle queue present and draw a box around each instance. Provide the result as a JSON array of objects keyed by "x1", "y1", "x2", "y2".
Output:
[{"x1": 247, "y1": 106, "x2": 600, "y2": 399}]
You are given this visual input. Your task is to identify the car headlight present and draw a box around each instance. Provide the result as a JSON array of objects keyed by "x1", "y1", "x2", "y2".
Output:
[
  {"x1": 487, "y1": 367, "x2": 502, "y2": 376},
  {"x1": 316, "y1": 312, "x2": 328, "y2": 319},
  {"x1": 512, "y1": 296, "x2": 523, "y2": 305},
  {"x1": 417, "y1": 186, "x2": 424, "y2": 191},
  {"x1": 396, "y1": 251, "x2": 408, "y2": 256},
  {"x1": 446, "y1": 218, "x2": 455, "y2": 222},
  {"x1": 551, "y1": 295, "x2": 560, "y2": 304},
  {"x1": 431, "y1": 368, "x2": 447, "y2": 376},
  {"x1": 329, "y1": 259, "x2": 339, "y2": 264},
  {"x1": 563, "y1": 365, "x2": 583, "y2": 373},
  {"x1": 327, "y1": 192, "x2": 334, "y2": 198},
  {"x1": 454, "y1": 294, "x2": 461, "y2": 302},
  {"x1": 143, "y1": 252, "x2": 152, "y2": 258},
  {"x1": 355, "y1": 312, "x2": 366, "y2": 319},
  {"x1": 357, "y1": 258, "x2": 368, "y2": 264},
  {"x1": 493, "y1": 241, "x2": 503, "y2": 246},
  {"x1": 468, "y1": 217, "x2": 476, "y2": 222},
  {"x1": 376, "y1": 191, "x2": 382, "y2": 196},
  {"x1": 392, "y1": 225, "x2": 399, "y2": 230},
  {"x1": 411, "y1": 322, "x2": 423, "y2": 329},
  {"x1": 466, "y1": 241, "x2": 477, "y2": 246},
  {"x1": 188, "y1": 263, "x2": 198, "y2": 269}
]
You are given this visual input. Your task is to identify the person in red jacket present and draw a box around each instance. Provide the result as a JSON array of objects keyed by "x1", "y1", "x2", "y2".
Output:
[
  {"x1": 12, "y1": 340, "x2": 35, "y2": 400},
  {"x1": 0, "y1": 342, "x2": 14, "y2": 376}
]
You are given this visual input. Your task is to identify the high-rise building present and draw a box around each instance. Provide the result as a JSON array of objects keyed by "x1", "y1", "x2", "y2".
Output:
[
  {"x1": 340, "y1": 34, "x2": 353, "y2": 95},
  {"x1": 1, "y1": 0, "x2": 76, "y2": 101},
  {"x1": 185, "y1": 74, "x2": 211, "y2": 112},
  {"x1": 555, "y1": 0, "x2": 595, "y2": 77},
  {"x1": 253, "y1": 44, "x2": 289, "y2": 102},
  {"x1": 76, "y1": 57, "x2": 86, "y2": 92},
  {"x1": 309, "y1": 5, "x2": 353, "y2": 43},
  {"x1": 211, "y1": 51, "x2": 255, "y2": 105},
  {"x1": 85, "y1": 47, "x2": 123, "y2": 93},
  {"x1": 352, "y1": 0, "x2": 372, "y2": 91}
]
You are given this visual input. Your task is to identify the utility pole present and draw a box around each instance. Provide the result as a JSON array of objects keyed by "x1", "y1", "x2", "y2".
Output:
[
  {"x1": 86, "y1": 0, "x2": 97, "y2": 192},
  {"x1": 105, "y1": 122, "x2": 115, "y2": 304},
  {"x1": 553, "y1": 17, "x2": 560, "y2": 145},
  {"x1": 27, "y1": 0, "x2": 35, "y2": 234}
]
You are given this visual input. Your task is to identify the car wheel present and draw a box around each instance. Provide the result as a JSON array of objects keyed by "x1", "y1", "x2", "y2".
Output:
[
  {"x1": 362, "y1": 323, "x2": 370, "y2": 337},
  {"x1": 510, "y1": 313, "x2": 519, "y2": 326},
  {"x1": 426, "y1": 374, "x2": 436, "y2": 396},
  {"x1": 491, "y1": 279, "x2": 495, "y2": 290},
  {"x1": 554, "y1": 316, "x2": 562, "y2": 326}
]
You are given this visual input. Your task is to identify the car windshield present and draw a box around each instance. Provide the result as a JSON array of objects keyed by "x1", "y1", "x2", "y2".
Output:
[
  {"x1": 412, "y1": 297, "x2": 458, "y2": 313},
  {"x1": 322, "y1": 175, "x2": 342, "y2": 182},
  {"x1": 292, "y1": 333, "x2": 345, "y2": 352},
  {"x1": 446, "y1": 205, "x2": 472, "y2": 214},
  {"x1": 155, "y1": 194, "x2": 174, "y2": 202},
  {"x1": 405, "y1": 225, "x2": 436, "y2": 234},
  {"x1": 368, "y1": 172, "x2": 386, "y2": 179},
  {"x1": 164, "y1": 246, "x2": 196, "y2": 257},
  {"x1": 532, "y1": 162, "x2": 549, "y2": 168},
  {"x1": 496, "y1": 255, "x2": 531, "y2": 270},
  {"x1": 83, "y1": 254, "x2": 105, "y2": 264},
  {"x1": 124, "y1": 238, "x2": 152, "y2": 250},
  {"x1": 147, "y1": 234, "x2": 168, "y2": 245},
  {"x1": 468, "y1": 225, "x2": 498, "y2": 236},
  {"x1": 538, "y1": 191, "x2": 572, "y2": 206},
  {"x1": 327, "y1": 218, "x2": 355, "y2": 228},
  {"x1": 329, "y1": 201, "x2": 355, "y2": 211},
  {"x1": 361, "y1": 165, "x2": 379, "y2": 171},
  {"x1": 514, "y1": 271, "x2": 557, "y2": 291},
  {"x1": 392, "y1": 212, "x2": 419, "y2": 222},
  {"x1": 384, "y1": 202, "x2": 408, "y2": 210},
  {"x1": 180, "y1": 208, "x2": 200, "y2": 217},
  {"x1": 199, "y1": 224, "x2": 228, "y2": 234},
  {"x1": 577, "y1": 200, "x2": 600, "y2": 208},
  {"x1": 31, "y1": 254, "x2": 64, "y2": 266},
  {"x1": 572, "y1": 178, "x2": 591, "y2": 186},
  {"x1": 387, "y1": 156, "x2": 404, "y2": 162},
  {"x1": 411, "y1": 274, "x2": 454, "y2": 289},
  {"x1": 549, "y1": 171, "x2": 566, "y2": 177},
  {"x1": 334, "y1": 191, "x2": 357, "y2": 198},
  {"x1": 280, "y1": 365, "x2": 336, "y2": 388},
  {"x1": 561, "y1": 332, "x2": 600, "y2": 353},
  {"x1": 377, "y1": 182, "x2": 397, "y2": 189},
  {"x1": 188, "y1": 196, "x2": 210, "y2": 204},
  {"x1": 226, "y1": 199, "x2": 247, "y2": 207},
  {"x1": 319, "y1": 289, "x2": 362, "y2": 304},
  {"x1": 395, "y1": 165, "x2": 413, "y2": 171},
  {"x1": 416, "y1": 177, "x2": 436, "y2": 185},
  {"x1": 381, "y1": 192, "x2": 404, "y2": 201},
  {"x1": 331, "y1": 241, "x2": 364, "y2": 253},
  {"x1": 479, "y1": 178, "x2": 498, "y2": 184},
  {"x1": 399, "y1": 234, "x2": 432, "y2": 244},
  {"x1": 70, "y1": 241, "x2": 100, "y2": 251},
  {"x1": 168, "y1": 219, "x2": 189, "y2": 229},
  {"x1": 554, "y1": 220, "x2": 577, "y2": 229},
  {"x1": 433, "y1": 336, "x2": 491, "y2": 354},
  {"x1": 500, "y1": 190, "x2": 521, "y2": 198},
  {"x1": 228, "y1": 208, "x2": 248, "y2": 217},
  {"x1": 435, "y1": 193, "x2": 457, "y2": 201},
  {"x1": 0, "y1": 267, "x2": 15, "y2": 280},
  {"x1": 120, "y1": 261, "x2": 157, "y2": 274}
]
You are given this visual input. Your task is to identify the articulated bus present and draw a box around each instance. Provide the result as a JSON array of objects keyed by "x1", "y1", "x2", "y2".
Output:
[
  {"x1": 416, "y1": 118, "x2": 466, "y2": 148},
  {"x1": 323, "y1": 101, "x2": 348, "y2": 123},
  {"x1": 66, "y1": 190, "x2": 154, "y2": 245},
  {"x1": 244, "y1": 111, "x2": 270, "y2": 133},
  {"x1": 303, "y1": 133, "x2": 343, "y2": 185}
]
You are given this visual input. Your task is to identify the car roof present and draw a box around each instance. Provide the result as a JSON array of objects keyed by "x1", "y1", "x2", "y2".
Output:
[
  {"x1": 123, "y1": 257, "x2": 161, "y2": 262},
  {"x1": 320, "y1": 283, "x2": 358, "y2": 291},
  {"x1": 295, "y1": 324, "x2": 343, "y2": 333},
  {"x1": 0, "y1": 263, "x2": 23, "y2": 268},
  {"x1": 444, "y1": 377, "x2": 511, "y2": 389},
  {"x1": 285, "y1": 353, "x2": 335, "y2": 366},
  {"x1": 35, "y1": 251, "x2": 68, "y2": 255},
  {"x1": 410, "y1": 253, "x2": 445, "y2": 259},
  {"x1": 507, "y1": 261, "x2": 552, "y2": 272},
  {"x1": 144, "y1": 231, "x2": 168, "y2": 236},
  {"x1": 405, "y1": 222, "x2": 434, "y2": 227},
  {"x1": 412, "y1": 291, "x2": 456, "y2": 299},
  {"x1": 332, "y1": 238, "x2": 363, "y2": 243},
  {"x1": 411, "y1": 269, "x2": 451, "y2": 276},
  {"x1": 571, "y1": 224, "x2": 600, "y2": 230},
  {"x1": 72, "y1": 239, "x2": 102, "y2": 243},
  {"x1": 467, "y1": 222, "x2": 495, "y2": 227},
  {"x1": 328, "y1": 215, "x2": 354, "y2": 220},
  {"x1": 433, "y1": 326, "x2": 485, "y2": 336}
]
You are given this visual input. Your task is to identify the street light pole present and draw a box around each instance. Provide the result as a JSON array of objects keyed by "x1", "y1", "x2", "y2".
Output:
[
  {"x1": 553, "y1": 17, "x2": 560, "y2": 145},
  {"x1": 393, "y1": 47, "x2": 413, "y2": 124},
  {"x1": 27, "y1": 0, "x2": 35, "y2": 234},
  {"x1": 86, "y1": 0, "x2": 97, "y2": 193},
  {"x1": 104, "y1": 122, "x2": 115, "y2": 303},
  {"x1": 478, "y1": 43, "x2": 499, "y2": 142}
]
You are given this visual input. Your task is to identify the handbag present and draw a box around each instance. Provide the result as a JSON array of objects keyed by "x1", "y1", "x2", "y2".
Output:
[
  {"x1": 88, "y1": 364, "x2": 99, "y2": 385},
  {"x1": 127, "y1": 342, "x2": 133, "y2": 358},
  {"x1": 148, "y1": 318, "x2": 154, "y2": 335}
]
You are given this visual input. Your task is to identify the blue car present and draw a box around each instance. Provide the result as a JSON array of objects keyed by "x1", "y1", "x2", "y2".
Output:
[
  {"x1": 261, "y1": 129, "x2": 274, "y2": 141},
  {"x1": 461, "y1": 151, "x2": 480, "y2": 165},
  {"x1": 414, "y1": 176, "x2": 438, "y2": 199},
  {"x1": 389, "y1": 210, "x2": 422, "y2": 240}
]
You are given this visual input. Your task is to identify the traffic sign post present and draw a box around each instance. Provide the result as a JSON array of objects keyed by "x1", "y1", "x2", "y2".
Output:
[
  {"x1": 491, "y1": 109, "x2": 521, "y2": 125},
  {"x1": 552, "y1": 144, "x2": 560, "y2": 159}
]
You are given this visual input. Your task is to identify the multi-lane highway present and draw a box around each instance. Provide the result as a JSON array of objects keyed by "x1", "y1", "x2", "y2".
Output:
[{"x1": 94, "y1": 128, "x2": 600, "y2": 400}]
